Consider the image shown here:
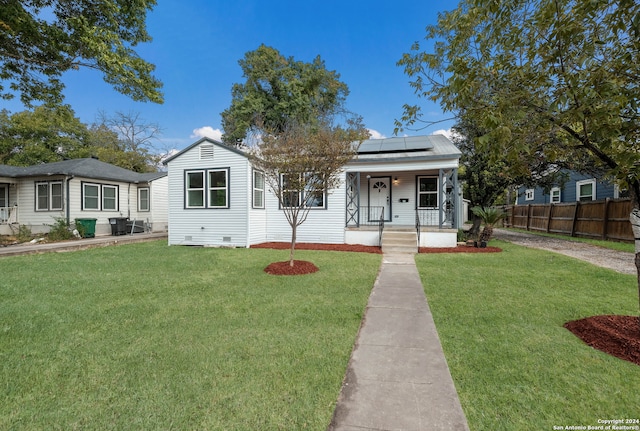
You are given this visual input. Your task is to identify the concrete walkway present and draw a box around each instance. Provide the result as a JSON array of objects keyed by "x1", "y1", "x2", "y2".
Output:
[
  {"x1": 328, "y1": 253, "x2": 469, "y2": 431},
  {"x1": 0, "y1": 232, "x2": 167, "y2": 258}
]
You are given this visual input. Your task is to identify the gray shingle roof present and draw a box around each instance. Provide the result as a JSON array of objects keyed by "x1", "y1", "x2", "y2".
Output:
[{"x1": 0, "y1": 158, "x2": 166, "y2": 183}]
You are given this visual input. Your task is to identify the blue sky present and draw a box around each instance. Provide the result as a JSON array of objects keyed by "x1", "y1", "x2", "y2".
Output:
[{"x1": 6, "y1": 0, "x2": 459, "y2": 152}]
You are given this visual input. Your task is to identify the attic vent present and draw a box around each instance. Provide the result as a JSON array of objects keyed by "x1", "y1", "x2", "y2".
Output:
[{"x1": 199, "y1": 144, "x2": 214, "y2": 160}]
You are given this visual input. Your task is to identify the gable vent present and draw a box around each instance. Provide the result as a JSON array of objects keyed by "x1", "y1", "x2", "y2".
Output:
[{"x1": 199, "y1": 144, "x2": 214, "y2": 160}]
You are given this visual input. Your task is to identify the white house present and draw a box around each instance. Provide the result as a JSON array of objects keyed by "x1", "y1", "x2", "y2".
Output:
[
  {"x1": 0, "y1": 158, "x2": 168, "y2": 236},
  {"x1": 164, "y1": 135, "x2": 462, "y2": 249}
]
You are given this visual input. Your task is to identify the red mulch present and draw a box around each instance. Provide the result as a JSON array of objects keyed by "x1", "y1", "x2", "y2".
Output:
[
  {"x1": 264, "y1": 260, "x2": 319, "y2": 275},
  {"x1": 253, "y1": 242, "x2": 502, "y2": 275},
  {"x1": 252, "y1": 242, "x2": 382, "y2": 254},
  {"x1": 564, "y1": 315, "x2": 640, "y2": 366}
]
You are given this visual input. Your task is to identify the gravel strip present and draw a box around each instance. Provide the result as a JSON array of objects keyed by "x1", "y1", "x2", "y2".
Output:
[{"x1": 493, "y1": 229, "x2": 636, "y2": 275}]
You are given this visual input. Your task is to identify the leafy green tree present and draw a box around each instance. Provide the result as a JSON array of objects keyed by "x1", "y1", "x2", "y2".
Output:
[
  {"x1": 398, "y1": 0, "x2": 640, "y2": 306},
  {"x1": 0, "y1": 0, "x2": 163, "y2": 106},
  {"x1": 251, "y1": 117, "x2": 368, "y2": 267},
  {"x1": 0, "y1": 105, "x2": 92, "y2": 165},
  {"x1": 224, "y1": 45, "x2": 367, "y2": 266},
  {"x1": 221, "y1": 44, "x2": 350, "y2": 144},
  {"x1": 453, "y1": 114, "x2": 566, "y2": 237}
]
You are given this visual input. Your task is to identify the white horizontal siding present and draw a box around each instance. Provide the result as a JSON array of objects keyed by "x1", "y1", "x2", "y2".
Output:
[
  {"x1": 148, "y1": 176, "x2": 168, "y2": 232},
  {"x1": 263, "y1": 180, "x2": 346, "y2": 244},
  {"x1": 167, "y1": 143, "x2": 250, "y2": 247}
]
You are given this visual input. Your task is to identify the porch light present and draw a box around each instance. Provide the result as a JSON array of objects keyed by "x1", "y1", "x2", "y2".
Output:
[{"x1": 393, "y1": 177, "x2": 399, "y2": 185}]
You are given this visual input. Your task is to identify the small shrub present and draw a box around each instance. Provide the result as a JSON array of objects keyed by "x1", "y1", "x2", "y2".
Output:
[
  {"x1": 74, "y1": 219, "x2": 87, "y2": 238},
  {"x1": 16, "y1": 224, "x2": 33, "y2": 243},
  {"x1": 47, "y1": 217, "x2": 75, "y2": 241}
]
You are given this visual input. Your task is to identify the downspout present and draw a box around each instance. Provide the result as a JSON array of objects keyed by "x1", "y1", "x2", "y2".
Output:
[
  {"x1": 246, "y1": 169, "x2": 251, "y2": 248},
  {"x1": 66, "y1": 175, "x2": 74, "y2": 225},
  {"x1": 128, "y1": 183, "x2": 132, "y2": 219}
]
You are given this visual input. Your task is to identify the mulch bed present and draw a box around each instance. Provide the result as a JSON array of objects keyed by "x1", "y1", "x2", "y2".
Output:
[
  {"x1": 564, "y1": 315, "x2": 640, "y2": 366},
  {"x1": 253, "y1": 242, "x2": 502, "y2": 275},
  {"x1": 251, "y1": 242, "x2": 383, "y2": 254}
]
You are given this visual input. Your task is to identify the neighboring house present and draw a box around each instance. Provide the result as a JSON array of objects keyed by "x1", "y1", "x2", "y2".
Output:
[
  {"x1": 0, "y1": 158, "x2": 168, "y2": 236},
  {"x1": 517, "y1": 170, "x2": 623, "y2": 205},
  {"x1": 164, "y1": 135, "x2": 462, "y2": 248}
]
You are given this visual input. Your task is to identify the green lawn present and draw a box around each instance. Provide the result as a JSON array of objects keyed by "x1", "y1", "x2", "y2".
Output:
[
  {"x1": 0, "y1": 241, "x2": 381, "y2": 430},
  {"x1": 415, "y1": 241, "x2": 640, "y2": 431}
]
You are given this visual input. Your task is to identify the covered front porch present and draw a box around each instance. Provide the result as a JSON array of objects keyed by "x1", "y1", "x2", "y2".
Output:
[{"x1": 343, "y1": 168, "x2": 462, "y2": 248}]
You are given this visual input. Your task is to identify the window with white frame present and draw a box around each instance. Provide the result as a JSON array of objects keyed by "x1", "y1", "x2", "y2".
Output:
[
  {"x1": 525, "y1": 189, "x2": 535, "y2": 201},
  {"x1": 83, "y1": 183, "x2": 100, "y2": 210},
  {"x1": 35, "y1": 181, "x2": 63, "y2": 211},
  {"x1": 82, "y1": 182, "x2": 119, "y2": 211},
  {"x1": 253, "y1": 171, "x2": 265, "y2": 209},
  {"x1": 186, "y1": 171, "x2": 205, "y2": 208},
  {"x1": 576, "y1": 179, "x2": 596, "y2": 201},
  {"x1": 280, "y1": 173, "x2": 326, "y2": 209},
  {"x1": 208, "y1": 170, "x2": 228, "y2": 207},
  {"x1": 550, "y1": 187, "x2": 561, "y2": 203},
  {"x1": 103, "y1": 185, "x2": 117, "y2": 210},
  {"x1": 417, "y1": 176, "x2": 438, "y2": 208},
  {"x1": 138, "y1": 187, "x2": 150, "y2": 212},
  {"x1": 184, "y1": 169, "x2": 229, "y2": 209}
]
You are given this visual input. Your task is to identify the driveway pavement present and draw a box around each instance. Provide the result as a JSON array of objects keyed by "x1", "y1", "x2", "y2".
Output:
[
  {"x1": 493, "y1": 228, "x2": 636, "y2": 275},
  {"x1": 0, "y1": 232, "x2": 167, "y2": 258}
]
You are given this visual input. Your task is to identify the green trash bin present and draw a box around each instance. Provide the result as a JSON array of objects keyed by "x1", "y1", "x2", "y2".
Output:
[{"x1": 75, "y1": 218, "x2": 97, "y2": 238}]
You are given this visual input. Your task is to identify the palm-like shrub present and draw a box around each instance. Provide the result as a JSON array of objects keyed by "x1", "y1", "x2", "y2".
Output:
[{"x1": 471, "y1": 206, "x2": 506, "y2": 242}]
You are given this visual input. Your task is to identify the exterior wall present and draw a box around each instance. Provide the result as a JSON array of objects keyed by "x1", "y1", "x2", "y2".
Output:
[
  {"x1": 167, "y1": 143, "x2": 250, "y2": 247},
  {"x1": 517, "y1": 171, "x2": 617, "y2": 205},
  {"x1": 356, "y1": 170, "x2": 442, "y2": 226},
  {"x1": 262, "y1": 178, "x2": 347, "y2": 244},
  {"x1": 140, "y1": 176, "x2": 168, "y2": 232},
  {"x1": 10, "y1": 175, "x2": 132, "y2": 235}
]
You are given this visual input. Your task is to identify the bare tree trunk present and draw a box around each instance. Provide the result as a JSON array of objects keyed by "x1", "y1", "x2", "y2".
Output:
[
  {"x1": 289, "y1": 218, "x2": 297, "y2": 267},
  {"x1": 468, "y1": 215, "x2": 482, "y2": 240}
]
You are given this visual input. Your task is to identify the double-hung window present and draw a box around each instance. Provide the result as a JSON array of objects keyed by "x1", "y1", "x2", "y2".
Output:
[
  {"x1": 417, "y1": 176, "x2": 438, "y2": 208},
  {"x1": 253, "y1": 171, "x2": 265, "y2": 209},
  {"x1": 550, "y1": 187, "x2": 561, "y2": 203},
  {"x1": 138, "y1": 187, "x2": 150, "y2": 212},
  {"x1": 576, "y1": 179, "x2": 596, "y2": 201},
  {"x1": 185, "y1": 169, "x2": 229, "y2": 209},
  {"x1": 280, "y1": 173, "x2": 326, "y2": 209},
  {"x1": 82, "y1": 182, "x2": 119, "y2": 211},
  {"x1": 35, "y1": 181, "x2": 63, "y2": 211}
]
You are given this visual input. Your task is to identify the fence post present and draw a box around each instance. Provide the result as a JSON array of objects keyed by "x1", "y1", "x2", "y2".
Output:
[
  {"x1": 546, "y1": 204, "x2": 553, "y2": 233},
  {"x1": 571, "y1": 201, "x2": 580, "y2": 237},
  {"x1": 603, "y1": 198, "x2": 610, "y2": 240},
  {"x1": 526, "y1": 204, "x2": 532, "y2": 231}
]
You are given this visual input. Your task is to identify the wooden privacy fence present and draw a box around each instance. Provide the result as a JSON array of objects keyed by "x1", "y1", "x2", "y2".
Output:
[{"x1": 504, "y1": 198, "x2": 634, "y2": 242}]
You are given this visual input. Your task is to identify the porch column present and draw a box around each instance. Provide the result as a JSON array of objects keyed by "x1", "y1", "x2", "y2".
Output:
[
  {"x1": 439, "y1": 168, "x2": 459, "y2": 229},
  {"x1": 345, "y1": 172, "x2": 360, "y2": 227}
]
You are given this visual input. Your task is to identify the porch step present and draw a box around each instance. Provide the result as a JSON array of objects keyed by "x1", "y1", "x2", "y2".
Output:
[{"x1": 381, "y1": 230, "x2": 418, "y2": 254}]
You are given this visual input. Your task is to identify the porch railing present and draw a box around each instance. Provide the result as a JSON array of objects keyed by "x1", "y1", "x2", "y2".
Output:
[
  {"x1": 378, "y1": 208, "x2": 385, "y2": 247},
  {"x1": 0, "y1": 206, "x2": 17, "y2": 224},
  {"x1": 346, "y1": 206, "x2": 385, "y2": 228},
  {"x1": 415, "y1": 208, "x2": 440, "y2": 227}
]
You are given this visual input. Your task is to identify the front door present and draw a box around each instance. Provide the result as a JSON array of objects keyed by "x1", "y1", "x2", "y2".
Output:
[{"x1": 369, "y1": 177, "x2": 391, "y2": 222}]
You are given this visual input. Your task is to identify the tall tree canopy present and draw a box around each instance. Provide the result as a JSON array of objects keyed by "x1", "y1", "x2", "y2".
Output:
[
  {"x1": 0, "y1": 107, "x2": 163, "y2": 172},
  {"x1": 223, "y1": 45, "x2": 368, "y2": 266},
  {"x1": 0, "y1": 0, "x2": 163, "y2": 106},
  {"x1": 398, "y1": 0, "x2": 640, "y2": 302},
  {"x1": 221, "y1": 44, "x2": 350, "y2": 144},
  {"x1": 0, "y1": 105, "x2": 92, "y2": 165}
]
